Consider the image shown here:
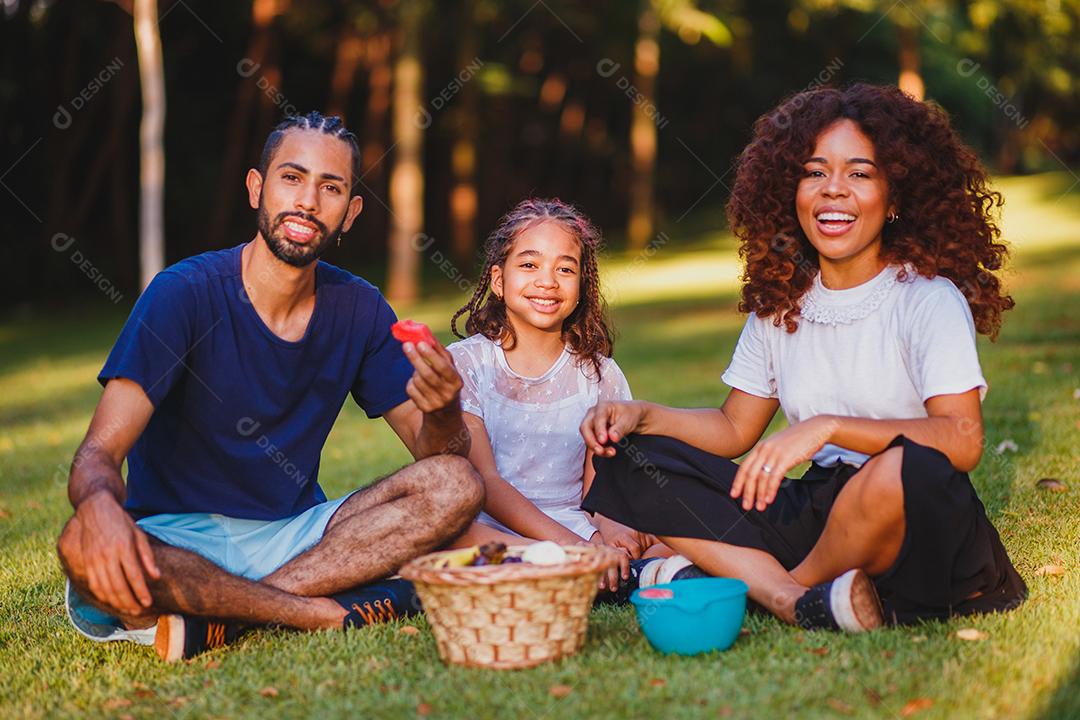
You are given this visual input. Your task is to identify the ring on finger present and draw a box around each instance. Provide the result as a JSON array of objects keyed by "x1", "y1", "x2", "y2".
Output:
[{"x1": 761, "y1": 464, "x2": 773, "y2": 474}]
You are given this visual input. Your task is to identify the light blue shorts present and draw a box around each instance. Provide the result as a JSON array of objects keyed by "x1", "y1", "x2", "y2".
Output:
[{"x1": 66, "y1": 492, "x2": 354, "y2": 644}]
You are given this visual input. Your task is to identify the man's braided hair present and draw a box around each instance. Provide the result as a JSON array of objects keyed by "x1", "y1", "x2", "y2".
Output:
[{"x1": 259, "y1": 111, "x2": 362, "y2": 196}]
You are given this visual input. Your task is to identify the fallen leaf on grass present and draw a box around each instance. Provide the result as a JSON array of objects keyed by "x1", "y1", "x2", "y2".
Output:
[
  {"x1": 133, "y1": 687, "x2": 155, "y2": 699},
  {"x1": 826, "y1": 697, "x2": 854, "y2": 715},
  {"x1": 648, "y1": 678, "x2": 666, "y2": 687},
  {"x1": 548, "y1": 684, "x2": 573, "y2": 698},
  {"x1": 1035, "y1": 564, "x2": 1067, "y2": 576},
  {"x1": 864, "y1": 687, "x2": 883, "y2": 706},
  {"x1": 0, "y1": 508, "x2": 11, "y2": 520},
  {"x1": 900, "y1": 697, "x2": 934, "y2": 716},
  {"x1": 169, "y1": 696, "x2": 189, "y2": 708},
  {"x1": 417, "y1": 703, "x2": 433, "y2": 716},
  {"x1": 910, "y1": 635, "x2": 927, "y2": 643},
  {"x1": 399, "y1": 626, "x2": 420, "y2": 635},
  {"x1": 103, "y1": 698, "x2": 132, "y2": 710},
  {"x1": 119, "y1": 714, "x2": 135, "y2": 720},
  {"x1": 1036, "y1": 478, "x2": 1068, "y2": 493},
  {"x1": 204, "y1": 658, "x2": 221, "y2": 669},
  {"x1": 994, "y1": 439, "x2": 1018, "y2": 455},
  {"x1": 1073, "y1": 387, "x2": 1080, "y2": 400},
  {"x1": 259, "y1": 686, "x2": 279, "y2": 698},
  {"x1": 807, "y1": 646, "x2": 829, "y2": 655},
  {"x1": 955, "y1": 628, "x2": 988, "y2": 641}
]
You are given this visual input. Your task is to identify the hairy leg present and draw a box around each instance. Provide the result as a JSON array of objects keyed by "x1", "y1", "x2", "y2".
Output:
[
  {"x1": 59, "y1": 521, "x2": 344, "y2": 630},
  {"x1": 790, "y1": 447, "x2": 905, "y2": 587},
  {"x1": 262, "y1": 455, "x2": 484, "y2": 596}
]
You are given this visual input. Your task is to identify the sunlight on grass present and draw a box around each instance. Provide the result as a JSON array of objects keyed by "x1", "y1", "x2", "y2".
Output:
[{"x1": 2, "y1": 174, "x2": 1080, "y2": 719}]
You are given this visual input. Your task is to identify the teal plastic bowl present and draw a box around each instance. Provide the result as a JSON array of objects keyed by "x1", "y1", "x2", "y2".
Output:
[{"x1": 630, "y1": 577, "x2": 749, "y2": 655}]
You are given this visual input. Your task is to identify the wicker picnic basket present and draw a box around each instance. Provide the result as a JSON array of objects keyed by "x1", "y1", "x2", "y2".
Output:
[{"x1": 399, "y1": 545, "x2": 619, "y2": 670}]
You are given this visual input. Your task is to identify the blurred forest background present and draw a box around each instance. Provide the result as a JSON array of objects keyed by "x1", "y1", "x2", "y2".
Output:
[{"x1": 2, "y1": 0, "x2": 1078, "y2": 307}]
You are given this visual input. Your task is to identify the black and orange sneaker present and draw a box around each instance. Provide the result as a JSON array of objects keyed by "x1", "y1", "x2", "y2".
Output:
[
  {"x1": 333, "y1": 578, "x2": 422, "y2": 629},
  {"x1": 154, "y1": 615, "x2": 243, "y2": 662}
]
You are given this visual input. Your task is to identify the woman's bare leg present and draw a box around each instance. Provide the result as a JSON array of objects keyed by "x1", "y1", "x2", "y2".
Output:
[{"x1": 790, "y1": 447, "x2": 905, "y2": 586}]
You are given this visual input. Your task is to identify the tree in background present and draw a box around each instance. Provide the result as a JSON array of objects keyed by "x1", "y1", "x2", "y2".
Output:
[
  {"x1": 134, "y1": 0, "x2": 165, "y2": 289},
  {"x1": 387, "y1": 0, "x2": 427, "y2": 304},
  {"x1": 628, "y1": 0, "x2": 732, "y2": 250}
]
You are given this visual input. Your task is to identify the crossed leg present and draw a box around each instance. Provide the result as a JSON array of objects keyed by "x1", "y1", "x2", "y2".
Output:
[
  {"x1": 658, "y1": 446, "x2": 906, "y2": 624},
  {"x1": 58, "y1": 455, "x2": 484, "y2": 630}
]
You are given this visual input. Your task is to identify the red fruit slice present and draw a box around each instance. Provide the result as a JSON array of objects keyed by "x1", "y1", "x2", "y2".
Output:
[
  {"x1": 391, "y1": 320, "x2": 437, "y2": 347},
  {"x1": 638, "y1": 588, "x2": 675, "y2": 600}
]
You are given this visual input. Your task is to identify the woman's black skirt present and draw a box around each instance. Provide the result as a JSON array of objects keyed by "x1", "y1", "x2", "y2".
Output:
[{"x1": 581, "y1": 434, "x2": 1027, "y2": 624}]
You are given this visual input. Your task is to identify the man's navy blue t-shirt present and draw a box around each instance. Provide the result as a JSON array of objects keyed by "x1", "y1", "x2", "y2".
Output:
[{"x1": 99, "y1": 244, "x2": 413, "y2": 521}]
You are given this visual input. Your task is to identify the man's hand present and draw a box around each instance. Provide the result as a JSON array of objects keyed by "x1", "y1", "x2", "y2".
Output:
[
  {"x1": 401, "y1": 340, "x2": 463, "y2": 414},
  {"x1": 731, "y1": 415, "x2": 838, "y2": 512},
  {"x1": 75, "y1": 491, "x2": 160, "y2": 616},
  {"x1": 580, "y1": 400, "x2": 648, "y2": 457}
]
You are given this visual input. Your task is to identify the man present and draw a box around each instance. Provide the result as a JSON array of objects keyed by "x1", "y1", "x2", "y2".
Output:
[{"x1": 56, "y1": 112, "x2": 484, "y2": 662}]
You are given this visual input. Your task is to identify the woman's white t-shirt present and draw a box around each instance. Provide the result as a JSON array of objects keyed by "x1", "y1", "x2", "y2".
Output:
[
  {"x1": 721, "y1": 264, "x2": 987, "y2": 468},
  {"x1": 449, "y1": 334, "x2": 633, "y2": 539}
]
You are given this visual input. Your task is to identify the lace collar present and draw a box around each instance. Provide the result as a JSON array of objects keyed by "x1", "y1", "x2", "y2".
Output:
[{"x1": 800, "y1": 264, "x2": 901, "y2": 326}]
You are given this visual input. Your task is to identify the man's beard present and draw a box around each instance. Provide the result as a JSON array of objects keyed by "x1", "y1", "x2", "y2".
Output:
[{"x1": 257, "y1": 197, "x2": 345, "y2": 268}]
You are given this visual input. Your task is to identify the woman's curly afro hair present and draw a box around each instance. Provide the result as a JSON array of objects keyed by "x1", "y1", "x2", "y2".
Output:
[{"x1": 725, "y1": 82, "x2": 1013, "y2": 338}]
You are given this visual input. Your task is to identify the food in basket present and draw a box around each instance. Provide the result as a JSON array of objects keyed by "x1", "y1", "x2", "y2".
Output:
[
  {"x1": 435, "y1": 546, "x2": 481, "y2": 568},
  {"x1": 432, "y1": 541, "x2": 569, "y2": 569},
  {"x1": 520, "y1": 540, "x2": 568, "y2": 565}
]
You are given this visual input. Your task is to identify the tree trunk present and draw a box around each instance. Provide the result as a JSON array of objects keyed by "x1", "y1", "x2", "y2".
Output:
[
  {"x1": 450, "y1": 0, "x2": 478, "y2": 268},
  {"x1": 327, "y1": 24, "x2": 364, "y2": 119},
  {"x1": 204, "y1": 0, "x2": 285, "y2": 251},
  {"x1": 386, "y1": 3, "x2": 425, "y2": 304},
  {"x1": 628, "y1": 0, "x2": 660, "y2": 251},
  {"x1": 897, "y1": 24, "x2": 924, "y2": 100},
  {"x1": 134, "y1": 0, "x2": 166, "y2": 289}
]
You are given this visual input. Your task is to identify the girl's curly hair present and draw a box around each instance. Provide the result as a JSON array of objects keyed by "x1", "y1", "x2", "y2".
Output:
[
  {"x1": 726, "y1": 82, "x2": 1013, "y2": 338},
  {"x1": 451, "y1": 198, "x2": 614, "y2": 378}
]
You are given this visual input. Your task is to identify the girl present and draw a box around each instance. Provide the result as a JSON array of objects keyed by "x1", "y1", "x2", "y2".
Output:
[
  {"x1": 446, "y1": 198, "x2": 673, "y2": 589},
  {"x1": 580, "y1": 83, "x2": 1027, "y2": 629}
]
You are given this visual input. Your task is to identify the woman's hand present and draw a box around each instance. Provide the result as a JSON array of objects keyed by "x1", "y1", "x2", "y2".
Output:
[
  {"x1": 731, "y1": 415, "x2": 838, "y2": 512},
  {"x1": 580, "y1": 400, "x2": 648, "y2": 457}
]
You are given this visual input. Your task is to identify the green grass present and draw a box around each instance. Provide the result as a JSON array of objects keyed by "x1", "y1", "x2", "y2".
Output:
[{"x1": 3, "y1": 173, "x2": 1080, "y2": 719}]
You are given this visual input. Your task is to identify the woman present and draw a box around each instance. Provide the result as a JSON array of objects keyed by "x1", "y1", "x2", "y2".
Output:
[{"x1": 580, "y1": 83, "x2": 1027, "y2": 630}]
